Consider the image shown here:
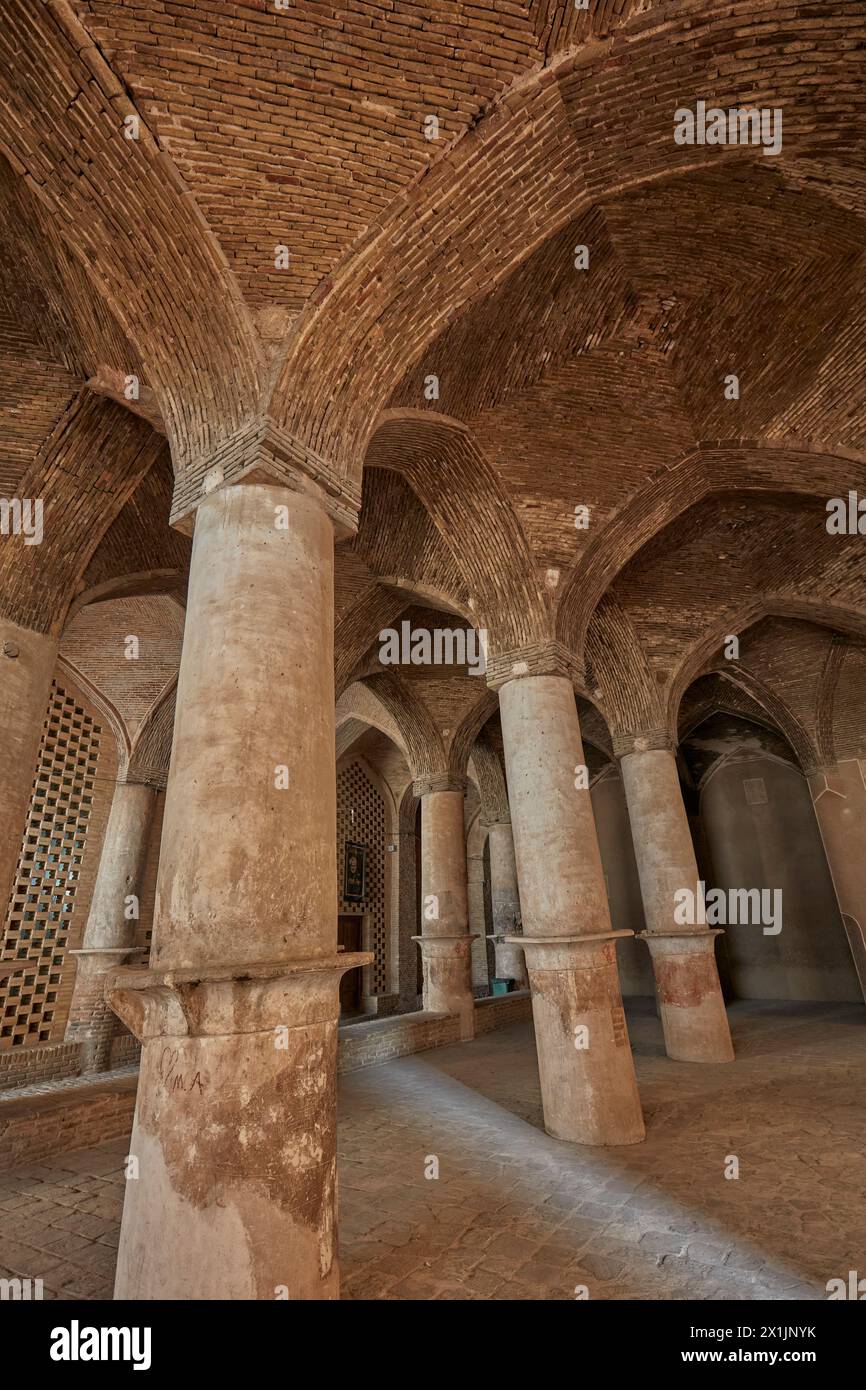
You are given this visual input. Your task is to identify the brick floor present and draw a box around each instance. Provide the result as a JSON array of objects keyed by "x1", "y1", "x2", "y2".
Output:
[{"x1": 0, "y1": 1000, "x2": 863, "y2": 1300}]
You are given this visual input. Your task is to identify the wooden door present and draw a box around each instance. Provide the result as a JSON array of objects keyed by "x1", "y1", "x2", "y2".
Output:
[{"x1": 337, "y1": 914, "x2": 362, "y2": 1015}]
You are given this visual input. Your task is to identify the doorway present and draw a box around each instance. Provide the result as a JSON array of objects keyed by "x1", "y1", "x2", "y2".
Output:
[{"x1": 338, "y1": 914, "x2": 363, "y2": 1016}]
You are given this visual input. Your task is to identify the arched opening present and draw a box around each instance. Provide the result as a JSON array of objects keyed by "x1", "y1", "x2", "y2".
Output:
[
  {"x1": 680, "y1": 709, "x2": 862, "y2": 1004},
  {"x1": 335, "y1": 726, "x2": 414, "y2": 1021}
]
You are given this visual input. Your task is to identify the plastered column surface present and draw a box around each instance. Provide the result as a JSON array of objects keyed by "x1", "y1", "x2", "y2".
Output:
[
  {"x1": 68, "y1": 780, "x2": 156, "y2": 1071},
  {"x1": 412, "y1": 780, "x2": 476, "y2": 1038},
  {"x1": 499, "y1": 675, "x2": 644, "y2": 1146},
  {"x1": 111, "y1": 483, "x2": 370, "y2": 1301},
  {"x1": 809, "y1": 760, "x2": 866, "y2": 1002},
  {"x1": 486, "y1": 819, "x2": 527, "y2": 985},
  {"x1": 620, "y1": 746, "x2": 734, "y2": 1063}
]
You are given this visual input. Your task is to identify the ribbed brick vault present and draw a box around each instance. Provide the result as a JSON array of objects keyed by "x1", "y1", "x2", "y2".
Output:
[{"x1": 1, "y1": 0, "x2": 865, "y2": 777}]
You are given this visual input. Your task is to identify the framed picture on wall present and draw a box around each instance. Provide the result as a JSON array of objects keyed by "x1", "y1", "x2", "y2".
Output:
[{"x1": 343, "y1": 842, "x2": 367, "y2": 902}]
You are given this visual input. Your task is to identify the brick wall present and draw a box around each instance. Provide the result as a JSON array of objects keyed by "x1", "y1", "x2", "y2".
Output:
[
  {"x1": 0, "y1": 1073, "x2": 137, "y2": 1173},
  {"x1": 0, "y1": 991, "x2": 533, "y2": 1167},
  {"x1": 337, "y1": 1010, "x2": 462, "y2": 1073},
  {"x1": 0, "y1": 1032, "x2": 140, "y2": 1094},
  {"x1": 473, "y1": 990, "x2": 532, "y2": 1034},
  {"x1": 0, "y1": 1040, "x2": 81, "y2": 1092}
]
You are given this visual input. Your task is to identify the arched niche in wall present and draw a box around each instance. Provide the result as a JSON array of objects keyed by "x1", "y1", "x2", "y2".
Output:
[
  {"x1": 682, "y1": 712, "x2": 861, "y2": 1004},
  {"x1": 336, "y1": 722, "x2": 422, "y2": 1017}
]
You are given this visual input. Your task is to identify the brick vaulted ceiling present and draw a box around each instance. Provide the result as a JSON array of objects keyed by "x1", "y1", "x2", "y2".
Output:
[{"x1": 0, "y1": 1, "x2": 865, "y2": 755}]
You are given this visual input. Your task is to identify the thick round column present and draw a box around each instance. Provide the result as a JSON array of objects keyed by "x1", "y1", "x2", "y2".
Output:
[
  {"x1": 0, "y1": 618, "x2": 57, "y2": 914},
  {"x1": 466, "y1": 850, "x2": 490, "y2": 991},
  {"x1": 67, "y1": 780, "x2": 156, "y2": 1071},
  {"x1": 111, "y1": 483, "x2": 369, "y2": 1301},
  {"x1": 499, "y1": 674, "x2": 644, "y2": 1145},
  {"x1": 412, "y1": 778, "x2": 475, "y2": 1039},
  {"x1": 486, "y1": 818, "x2": 526, "y2": 986},
  {"x1": 152, "y1": 485, "x2": 338, "y2": 971},
  {"x1": 809, "y1": 760, "x2": 866, "y2": 1001},
  {"x1": 619, "y1": 746, "x2": 734, "y2": 1063}
]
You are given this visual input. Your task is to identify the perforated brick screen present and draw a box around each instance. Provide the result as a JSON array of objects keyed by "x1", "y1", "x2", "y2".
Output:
[
  {"x1": 0, "y1": 683, "x2": 102, "y2": 1047},
  {"x1": 337, "y1": 760, "x2": 388, "y2": 995}
]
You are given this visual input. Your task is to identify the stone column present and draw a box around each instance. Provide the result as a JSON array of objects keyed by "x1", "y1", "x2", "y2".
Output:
[
  {"x1": 109, "y1": 481, "x2": 369, "y2": 1301},
  {"x1": 618, "y1": 742, "x2": 734, "y2": 1064},
  {"x1": 0, "y1": 617, "x2": 57, "y2": 915},
  {"x1": 395, "y1": 822, "x2": 420, "y2": 1010},
  {"x1": 67, "y1": 779, "x2": 156, "y2": 1072},
  {"x1": 809, "y1": 760, "x2": 866, "y2": 1001},
  {"x1": 496, "y1": 665, "x2": 644, "y2": 1146},
  {"x1": 466, "y1": 848, "x2": 490, "y2": 991},
  {"x1": 412, "y1": 775, "x2": 475, "y2": 1039},
  {"x1": 486, "y1": 818, "x2": 527, "y2": 986}
]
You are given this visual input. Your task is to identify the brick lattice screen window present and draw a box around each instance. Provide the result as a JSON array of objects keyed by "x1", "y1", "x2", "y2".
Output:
[
  {"x1": 337, "y1": 761, "x2": 387, "y2": 994},
  {"x1": 0, "y1": 683, "x2": 101, "y2": 1047}
]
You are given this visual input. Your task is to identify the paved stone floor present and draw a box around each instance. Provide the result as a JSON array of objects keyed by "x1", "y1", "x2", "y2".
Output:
[{"x1": 1, "y1": 1000, "x2": 864, "y2": 1300}]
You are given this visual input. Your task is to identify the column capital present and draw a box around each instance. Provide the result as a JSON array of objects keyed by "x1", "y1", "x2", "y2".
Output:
[
  {"x1": 109, "y1": 953, "x2": 371, "y2": 1040},
  {"x1": 412, "y1": 773, "x2": 466, "y2": 797},
  {"x1": 169, "y1": 416, "x2": 362, "y2": 539},
  {"x1": 485, "y1": 640, "x2": 583, "y2": 691},
  {"x1": 481, "y1": 815, "x2": 512, "y2": 829},
  {"x1": 804, "y1": 758, "x2": 850, "y2": 780},
  {"x1": 613, "y1": 729, "x2": 677, "y2": 758}
]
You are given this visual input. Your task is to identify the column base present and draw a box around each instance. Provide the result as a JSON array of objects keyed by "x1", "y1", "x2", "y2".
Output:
[
  {"x1": 108, "y1": 952, "x2": 371, "y2": 1300},
  {"x1": 510, "y1": 933, "x2": 645, "y2": 1147},
  {"x1": 486, "y1": 933, "x2": 528, "y2": 988},
  {"x1": 640, "y1": 931, "x2": 734, "y2": 1064},
  {"x1": 411, "y1": 935, "x2": 476, "y2": 1039}
]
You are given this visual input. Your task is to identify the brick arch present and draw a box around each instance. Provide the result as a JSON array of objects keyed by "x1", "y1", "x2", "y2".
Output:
[
  {"x1": 66, "y1": 570, "x2": 187, "y2": 627},
  {"x1": 584, "y1": 594, "x2": 665, "y2": 741},
  {"x1": 354, "y1": 466, "x2": 471, "y2": 614},
  {"x1": 666, "y1": 600, "x2": 866, "y2": 761},
  {"x1": 695, "y1": 742, "x2": 806, "y2": 797},
  {"x1": 0, "y1": 0, "x2": 265, "y2": 469},
  {"x1": 334, "y1": 588, "x2": 477, "y2": 702},
  {"x1": 127, "y1": 678, "x2": 178, "y2": 790},
  {"x1": 0, "y1": 392, "x2": 165, "y2": 637},
  {"x1": 266, "y1": 6, "x2": 863, "y2": 477},
  {"x1": 557, "y1": 442, "x2": 866, "y2": 653},
  {"x1": 466, "y1": 735, "x2": 509, "y2": 825},
  {"x1": 56, "y1": 654, "x2": 130, "y2": 777},
  {"x1": 336, "y1": 682, "x2": 411, "y2": 767},
  {"x1": 336, "y1": 674, "x2": 446, "y2": 779},
  {"x1": 371, "y1": 580, "x2": 475, "y2": 627},
  {"x1": 334, "y1": 587, "x2": 408, "y2": 700},
  {"x1": 365, "y1": 413, "x2": 547, "y2": 649},
  {"x1": 449, "y1": 690, "x2": 501, "y2": 783},
  {"x1": 815, "y1": 634, "x2": 851, "y2": 769},
  {"x1": 703, "y1": 674, "x2": 818, "y2": 773},
  {"x1": 678, "y1": 673, "x2": 790, "y2": 747}
]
